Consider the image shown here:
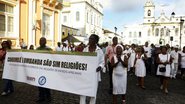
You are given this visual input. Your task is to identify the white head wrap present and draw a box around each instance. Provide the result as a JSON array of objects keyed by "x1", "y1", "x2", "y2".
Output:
[{"x1": 115, "y1": 44, "x2": 124, "y2": 52}]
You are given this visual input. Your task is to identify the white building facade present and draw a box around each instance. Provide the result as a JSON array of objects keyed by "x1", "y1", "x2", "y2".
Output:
[
  {"x1": 62, "y1": 0, "x2": 103, "y2": 43},
  {"x1": 123, "y1": 0, "x2": 185, "y2": 48}
]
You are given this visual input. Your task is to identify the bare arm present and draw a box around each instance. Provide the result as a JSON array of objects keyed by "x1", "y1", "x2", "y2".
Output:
[{"x1": 111, "y1": 56, "x2": 119, "y2": 68}]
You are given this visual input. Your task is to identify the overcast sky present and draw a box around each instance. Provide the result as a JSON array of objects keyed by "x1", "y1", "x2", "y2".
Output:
[{"x1": 103, "y1": 0, "x2": 185, "y2": 33}]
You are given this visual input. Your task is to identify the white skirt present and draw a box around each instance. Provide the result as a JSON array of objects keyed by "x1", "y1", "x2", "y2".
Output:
[
  {"x1": 112, "y1": 69, "x2": 127, "y2": 95},
  {"x1": 157, "y1": 64, "x2": 171, "y2": 77}
]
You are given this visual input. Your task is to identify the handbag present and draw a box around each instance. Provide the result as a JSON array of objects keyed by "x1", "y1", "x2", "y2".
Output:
[
  {"x1": 159, "y1": 54, "x2": 169, "y2": 72},
  {"x1": 159, "y1": 67, "x2": 166, "y2": 72}
]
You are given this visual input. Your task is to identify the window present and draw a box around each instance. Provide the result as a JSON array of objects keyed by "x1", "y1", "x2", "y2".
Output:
[
  {"x1": 63, "y1": 16, "x2": 67, "y2": 22},
  {"x1": 160, "y1": 28, "x2": 164, "y2": 36},
  {"x1": 91, "y1": 14, "x2": 93, "y2": 25},
  {"x1": 155, "y1": 28, "x2": 159, "y2": 36},
  {"x1": 138, "y1": 41, "x2": 141, "y2": 44},
  {"x1": 134, "y1": 31, "x2": 137, "y2": 37},
  {"x1": 43, "y1": 14, "x2": 50, "y2": 37},
  {"x1": 87, "y1": 12, "x2": 89, "y2": 23},
  {"x1": 166, "y1": 29, "x2": 170, "y2": 36},
  {"x1": 148, "y1": 10, "x2": 151, "y2": 16},
  {"x1": 0, "y1": 3, "x2": 5, "y2": 12},
  {"x1": 129, "y1": 41, "x2": 131, "y2": 44},
  {"x1": 0, "y1": 15, "x2": 5, "y2": 31},
  {"x1": 0, "y1": 3, "x2": 14, "y2": 34},
  {"x1": 91, "y1": 0, "x2": 94, "y2": 4},
  {"x1": 148, "y1": 29, "x2": 151, "y2": 36},
  {"x1": 175, "y1": 28, "x2": 179, "y2": 36},
  {"x1": 129, "y1": 32, "x2": 132, "y2": 37},
  {"x1": 139, "y1": 32, "x2": 141, "y2": 37},
  {"x1": 8, "y1": 17, "x2": 13, "y2": 32},
  {"x1": 76, "y1": 11, "x2": 80, "y2": 21}
]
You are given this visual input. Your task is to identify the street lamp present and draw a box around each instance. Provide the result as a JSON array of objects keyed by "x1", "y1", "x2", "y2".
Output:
[
  {"x1": 180, "y1": 17, "x2": 184, "y2": 49},
  {"x1": 114, "y1": 27, "x2": 117, "y2": 35}
]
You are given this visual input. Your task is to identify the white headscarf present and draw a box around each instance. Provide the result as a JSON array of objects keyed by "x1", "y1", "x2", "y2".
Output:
[{"x1": 115, "y1": 44, "x2": 124, "y2": 52}]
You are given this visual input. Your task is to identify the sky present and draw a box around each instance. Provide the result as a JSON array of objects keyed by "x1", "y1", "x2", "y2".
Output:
[{"x1": 103, "y1": 0, "x2": 185, "y2": 33}]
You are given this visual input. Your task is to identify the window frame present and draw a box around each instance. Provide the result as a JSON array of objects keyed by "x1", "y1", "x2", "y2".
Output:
[{"x1": 0, "y1": 3, "x2": 14, "y2": 36}]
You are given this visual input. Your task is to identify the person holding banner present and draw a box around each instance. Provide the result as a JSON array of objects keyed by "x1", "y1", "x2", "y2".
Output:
[
  {"x1": 1, "y1": 41, "x2": 14, "y2": 96},
  {"x1": 80, "y1": 34, "x2": 104, "y2": 104},
  {"x1": 111, "y1": 44, "x2": 128, "y2": 104},
  {"x1": 36, "y1": 37, "x2": 52, "y2": 102}
]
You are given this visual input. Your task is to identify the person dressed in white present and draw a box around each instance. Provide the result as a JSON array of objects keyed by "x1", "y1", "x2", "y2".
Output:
[
  {"x1": 143, "y1": 42, "x2": 152, "y2": 74},
  {"x1": 111, "y1": 44, "x2": 128, "y2": 104},
  {"x1": 62, "y1": 42, "x2": 69, "y2": 52},
  {"x1": 134, "y1": 47, "x2": 146, "y2": 89},
  {"x1": 179, "y1": 46, "x2": 185, "y2": 78},
  {"x1": 156, "y1": 46, "x2": 172, "y2": 94},
  {"x1": 55, "y1": 42, "x2": 62, "y2": 51},
  {"x1": 170, "y1": 46, "x2": 179, "y2": 78},
  {"x1": 80, "y1": 34, "x2": 104, "y2": 104},
  {"x1": 128, "y1": 44, "x2": 136, "y2": 75}
]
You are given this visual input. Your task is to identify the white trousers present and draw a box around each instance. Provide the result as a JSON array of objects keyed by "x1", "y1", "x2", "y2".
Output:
[
  {"x1": 80, "y1": 96, "x2": 96, "y2": 104},
  {"x1": 171, "y1": 63, "x2": 178, "y2": 78}
]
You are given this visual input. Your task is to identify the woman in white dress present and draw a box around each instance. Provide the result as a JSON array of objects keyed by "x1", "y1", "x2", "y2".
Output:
[
  {"x1": 156, "y1": 46, "x2": 172, "y2": 94},
  {"x1": 134, "y1": 47, "x2": 146, "y2": 89},
  {"x1": 111, "y1": 44, "x2": 128, "y2": 104}
]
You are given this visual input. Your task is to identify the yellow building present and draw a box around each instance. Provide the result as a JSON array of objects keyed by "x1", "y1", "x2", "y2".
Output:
[{"x1": 0, "y1": 0, "x2": 63, "y2": 48}]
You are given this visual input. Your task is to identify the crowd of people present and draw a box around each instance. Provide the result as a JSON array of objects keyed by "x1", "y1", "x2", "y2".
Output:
[{"x1": 0, "y1": 35, "x2": 185, "y2": 104}]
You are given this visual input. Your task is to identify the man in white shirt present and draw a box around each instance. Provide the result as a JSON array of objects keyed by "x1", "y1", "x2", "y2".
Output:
[
  {"x1": 170, "y1": 46, "x2": 179, "y2": 78},
  {"x1": 143, "y1": 42, "x2": 152, "y2": 74}
]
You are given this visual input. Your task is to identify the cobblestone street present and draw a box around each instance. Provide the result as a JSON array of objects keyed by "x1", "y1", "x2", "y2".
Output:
[{"x1": 0, "y1": 71, "x2": 185, "y2": 104}]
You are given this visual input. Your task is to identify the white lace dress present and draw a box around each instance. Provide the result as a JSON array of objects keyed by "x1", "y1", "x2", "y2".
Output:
[{"x1": 112, "y1": 55, "x2": 127, "y2": 95}]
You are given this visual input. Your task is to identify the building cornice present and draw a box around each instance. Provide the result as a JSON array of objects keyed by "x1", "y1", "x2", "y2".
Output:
[
  {"x1": 62, "y1": 11, "x2": 70, "y2": 13},
  {"x1": 143, "y1": 22, "x2": 180, "y2": 25},
  {"x1": 0, "y1": 0, "x2": 18, "y2": 6}
]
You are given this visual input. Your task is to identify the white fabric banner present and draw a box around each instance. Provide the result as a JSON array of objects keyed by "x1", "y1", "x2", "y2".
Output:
[{"x1": 2, "y1": 51, "x2": 98, "y2": 97}]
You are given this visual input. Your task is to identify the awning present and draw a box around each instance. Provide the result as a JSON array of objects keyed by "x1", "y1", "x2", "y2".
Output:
[{"x1": 62, "y1": 35, "x2": 81, "y2": 43}]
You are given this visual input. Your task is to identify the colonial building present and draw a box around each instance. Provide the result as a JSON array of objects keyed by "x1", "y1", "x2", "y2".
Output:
[
  {"x1": 123, "y1": 0, "x2": 185, "y2": 48},
  {"x1": 0, "y1": 0, "x2": 63, "y2": 48},
  {"x1": 61, "y1": 0, "x2": 103, "y2": 44},
  {"x1": 102, "y1": 29, "x2": 123, "y2": 44}
]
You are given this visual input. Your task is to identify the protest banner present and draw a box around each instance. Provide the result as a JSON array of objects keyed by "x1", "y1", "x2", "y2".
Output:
[{"x1": 2, "y1": 50, "x2": 98, "y2": 97}]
